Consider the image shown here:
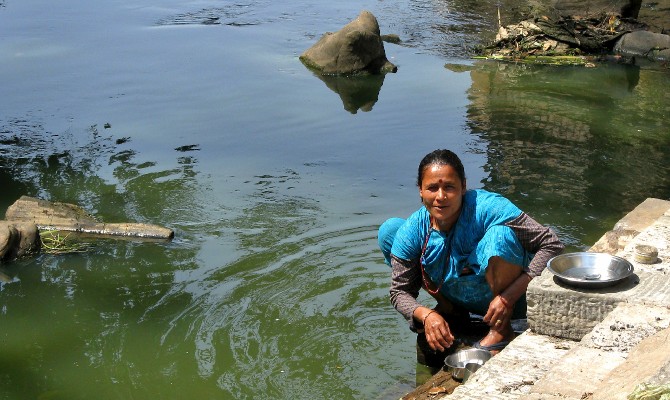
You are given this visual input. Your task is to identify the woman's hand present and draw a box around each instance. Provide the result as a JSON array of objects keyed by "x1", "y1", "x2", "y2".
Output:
[
  {"x1": 422, "y1": 309, "x2": 454, "y2": 352},
  {"x1": 483, "y1": 294, "x2": 512, "y2": 328}
]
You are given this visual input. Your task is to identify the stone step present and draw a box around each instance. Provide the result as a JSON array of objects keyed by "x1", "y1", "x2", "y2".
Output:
[
  {"x1": 444, "y1": 303, "x2": 670, "y2": 400},
  {"x1": 528, "y1": 199, "x2": 670, "y2": 341},
  {"x1": 437, "y1": 198, "x2": 670, "y2": 400}
]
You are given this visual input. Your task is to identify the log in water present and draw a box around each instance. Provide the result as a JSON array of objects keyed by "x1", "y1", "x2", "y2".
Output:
[{"x1": 5, "y1": 196, "x2": 174, "y2": 240}]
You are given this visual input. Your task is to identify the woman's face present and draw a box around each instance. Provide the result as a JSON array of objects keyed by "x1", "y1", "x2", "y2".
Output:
[{"x1": 419, "y1": 164, "x2": 465, "y2": 231}]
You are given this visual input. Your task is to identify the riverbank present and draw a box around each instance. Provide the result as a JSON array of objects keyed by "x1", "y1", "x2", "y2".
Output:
[
  {"x1": 471, "y1": 0, "x2": 670, "y2": 65},
  {"x1": 403, "y1": 198, "x2": 670, "y2": 400}
]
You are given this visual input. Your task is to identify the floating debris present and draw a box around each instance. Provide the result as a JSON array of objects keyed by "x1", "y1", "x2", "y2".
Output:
[{"x1": 475, "y1": 13, "x2": 649, "y2": 65}]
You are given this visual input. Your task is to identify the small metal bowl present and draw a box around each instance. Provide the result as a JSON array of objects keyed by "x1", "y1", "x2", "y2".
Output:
[
  {"x1": 547, "y1": 252, "x2": 634, "y2": 289},
  {"x1": 462, "y1": 362, "x2": 483, "y2": 383},
  {"x1": 444, "y1": 348, "x2": 492, "y2": 381}
]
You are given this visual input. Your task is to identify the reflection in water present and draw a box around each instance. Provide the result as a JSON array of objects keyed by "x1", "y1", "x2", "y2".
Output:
[
  {"x1": 378, "y1": 0, "x2": 529, "y2": 57},
  {"x1": 464, "y1": 61, "x2": 670, "y2": 249},
  {"x1": 311, "y1": 73, "x2": 386, "y2": 113},
  {"x1": 0, "y1": 118, "x2": 203, "y2": 228}
]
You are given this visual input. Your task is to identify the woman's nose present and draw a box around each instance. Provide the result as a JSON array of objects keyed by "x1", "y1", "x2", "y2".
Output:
[{"x1": 436, "y1": 189, "x2": 447, "y2": 200}]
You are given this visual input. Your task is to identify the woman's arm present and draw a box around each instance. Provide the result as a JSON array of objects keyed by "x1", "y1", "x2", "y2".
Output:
[
  {"x1": 390, "y1": 255, "x2": 455, "y2": 350},
  {"x1": 506, "y1": 212, "x2": 565, "y2": 278},
  {"x1": 389, "y1": 255, "x2": 423, "y2": 330}
]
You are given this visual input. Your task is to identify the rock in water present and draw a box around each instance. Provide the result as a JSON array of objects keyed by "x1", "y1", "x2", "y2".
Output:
[
  {"x1": 0, "y1": 223, "x2": 15, "y2": 260},
  {"x1": 0, "y1": 221, "x2": 40, "y2": 262},
  {"x1": 300, "y1": 10, "x2": 397, "y2": 75},
  {"x1": 5, "y1": 196, "x2": 174, "y2": 240}
]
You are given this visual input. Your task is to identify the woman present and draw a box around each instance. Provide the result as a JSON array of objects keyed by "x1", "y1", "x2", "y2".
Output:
[{"x1": 378, "y1": 149, "x2": 563, "y2": 364}]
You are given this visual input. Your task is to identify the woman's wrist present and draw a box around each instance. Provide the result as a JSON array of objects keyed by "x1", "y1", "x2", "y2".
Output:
[
  {"x1": 422, "y1": 309, "x2": 436, "y2": 326},
  {"x1": 498, "y1": 273, "x2": 531, "y2": 310},
  {"x1": 498, "y1": 294, "x2": 512, "y2": 310}
]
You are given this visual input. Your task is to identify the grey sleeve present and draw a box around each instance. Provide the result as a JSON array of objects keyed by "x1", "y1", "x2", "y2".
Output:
[
  {"x1": 506, "y1": 212, "x2": 565, "y2": 277},
  {"x1": 389, "y1": 255, "x2": 424, "y2": 331}
]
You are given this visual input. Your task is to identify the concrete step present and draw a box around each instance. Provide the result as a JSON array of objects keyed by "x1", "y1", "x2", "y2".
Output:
[
  {"x1": 445, "y1": 304, "x2": 670, "y2": 400},
  {"x1": 438, "y1": 198, "x2": 670, "y2": 400},
  {"x1": 526, "y1": 304, "x2": 670, "y2": 400}
]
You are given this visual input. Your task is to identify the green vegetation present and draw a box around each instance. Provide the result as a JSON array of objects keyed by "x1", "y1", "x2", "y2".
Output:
[{"x1": 39, "y1": 230, "x2": 90, "y2": 254}]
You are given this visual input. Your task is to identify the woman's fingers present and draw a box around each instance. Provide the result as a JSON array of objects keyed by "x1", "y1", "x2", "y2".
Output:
[
  {"x1": 484, "y1": 296, "x2": 510, "y2": 327},
  {"x1": 427, "y1": 329, "x2": 449, "y2": 352},
  {"x1": 425, "y1": 315, "x2": 454, "y2": 351},
  {"x1": 483, "y1": 307, "x2": 494, "y2": 324}
]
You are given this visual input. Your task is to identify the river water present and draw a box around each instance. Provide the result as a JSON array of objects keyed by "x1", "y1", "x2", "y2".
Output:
[{"x1": 1, "y1": 0, "x2": 669, "y2": 399}]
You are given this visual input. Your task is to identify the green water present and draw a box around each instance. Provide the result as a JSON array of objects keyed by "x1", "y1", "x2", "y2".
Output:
[{"x1": 1, "y1": 0, "x2": 669, "y2": 399}]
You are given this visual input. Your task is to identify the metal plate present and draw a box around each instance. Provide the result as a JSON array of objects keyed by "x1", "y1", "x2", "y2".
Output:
[{"x1": 547, "y1": 252, "x2": 634, "y2": 288}]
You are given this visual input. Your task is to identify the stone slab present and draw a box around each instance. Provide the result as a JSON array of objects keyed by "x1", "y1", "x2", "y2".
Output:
[
  {"x1": 580, "y1": 303, "x2": 670, "y2": 353},
  {"x1": 528, "y1": 202, "x2": 670, "y2": 341},
  {"x1": 522, "y1": 303, "x2": 670, "y2": 400},
  {"x1": 527, "y1": 270, "x2": 670, "y2": 340},
  {"x1": 5, "y1": 196, "x2": 174, "y2": 240},
  {"x1": 592, "y1": 326, "x2": 670, "y2": 400},
  {"x1": 527, "y1": 270, "x2": 628, "y2": 340},
  {"x1": 526, "y1": 347, "x2": 626, "y2": 399},
  {"x1": 613, "y1": 198, "x2": 670, "y2": 234},
  {"x1": 590, "y1": 198, "x2": 670, "y2": 255},
  {"x1": 443, "y1": 303, "x2": 670, "y2": 400},
  {"x1": 520, "y1": 395, "x2": 576, "y2": 400},
  {"x1": 445, "y1": 331, "x2": 574, "y2": 400}
]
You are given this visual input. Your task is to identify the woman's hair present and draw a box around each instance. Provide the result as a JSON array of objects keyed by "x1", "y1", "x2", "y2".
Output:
[{"x1": 417, "y1": 149, "x2": 466, "y2": 187}]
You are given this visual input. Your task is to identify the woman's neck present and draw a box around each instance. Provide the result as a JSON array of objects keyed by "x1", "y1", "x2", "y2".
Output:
[{"x1": 430, "y1": 214, "x2": 459, "y2": 232}]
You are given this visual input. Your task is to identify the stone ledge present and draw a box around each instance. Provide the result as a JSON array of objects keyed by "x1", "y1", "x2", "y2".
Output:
[
  {"x1": 446, "y1": 331, "x2": 574, "y2": 400},
  {"x1": 591, "y1": 326, "x2": 670, "y2": 400},
  {"x1": 443, "y1": 303, "x2": 670, "y2": 400},
  {"x1": 528, "y1": 347, "x2": 626, "y2": 399},
  {"x1": 522, "y1": 303, "x2": 670, "y2": 400},
  {"x1": 527, "y1": 198, "x2": 670, "y2": 341},
  {"x1": 590, "y1": 198, "x2": 670, "y2": 255}
]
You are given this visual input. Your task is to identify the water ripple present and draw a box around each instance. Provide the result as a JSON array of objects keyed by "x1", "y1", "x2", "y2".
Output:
[{"x1": 151, "y1": 220, "x2": 403, "y2": 397}]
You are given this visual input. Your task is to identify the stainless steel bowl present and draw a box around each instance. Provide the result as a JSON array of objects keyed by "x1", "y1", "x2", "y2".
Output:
[
  {"x1": 462, "y1": 362, "x2": 483, "y2": 383},
  {"x1": 444, "y1": 348, "x2": 492, "y2": 380},
  {"x1": 547, "y1": 252, "x2": 634, "y2": 288}
]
